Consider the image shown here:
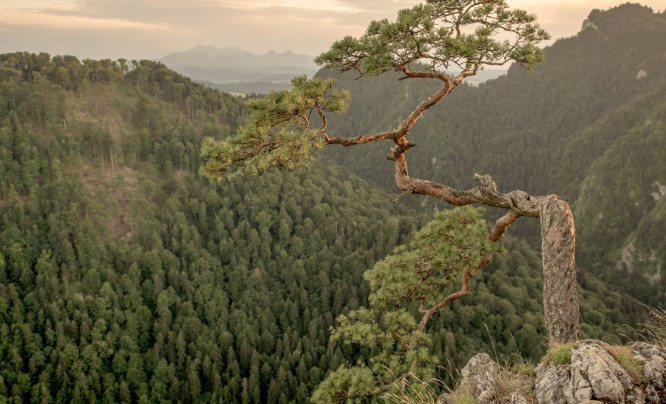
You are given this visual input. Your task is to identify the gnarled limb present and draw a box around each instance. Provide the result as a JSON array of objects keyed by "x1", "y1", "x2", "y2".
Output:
[{"x1": 388, "y1": 142, "x2": 579, "y2": 342}]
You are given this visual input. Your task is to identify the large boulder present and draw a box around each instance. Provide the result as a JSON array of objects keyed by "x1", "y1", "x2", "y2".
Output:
[
  {"x1": 440, "y1": 353, "x2": 532, "y2": 404},
  {"x1": 448, "y1": 340, "x2": 666, "y2": 403}
]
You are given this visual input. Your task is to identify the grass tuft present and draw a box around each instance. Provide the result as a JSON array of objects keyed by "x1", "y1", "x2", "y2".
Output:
[
  {"x1": 603, "y1": 344, "x2": 647, "y2": 383},
  {"x1": 448, "y1": 380, "x2": 476, "y2": 404},
  {"x1": 383, "y1": 374, "x2": 443, "y2": 404},
  {"x1": 638, "y1": 308, "x2": 666, "y2": 347},
  {"x1": 541, "y1": 342, "x2": 577, "y2": 366}
]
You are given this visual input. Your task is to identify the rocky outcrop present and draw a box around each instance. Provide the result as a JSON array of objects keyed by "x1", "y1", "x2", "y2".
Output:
[
  {"x1": 439, "y1": 353, "x2": 532, "y2": 404},
  {"x1": 444, "y1": 340, "x2": 666, "y2": 403},
  {"x1": 459, "y1": 353, "x2": 500, "y2": 403}
]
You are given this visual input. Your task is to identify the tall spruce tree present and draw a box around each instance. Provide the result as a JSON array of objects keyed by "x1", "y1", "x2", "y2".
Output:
[{"x1": 201, "y1": 0, "x2": 579, "y2": 399}]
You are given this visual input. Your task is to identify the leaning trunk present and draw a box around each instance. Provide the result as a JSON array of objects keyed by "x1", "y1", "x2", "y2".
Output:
[{"x1": 540, "y1": 196, "x2": 580, "y2": 344}]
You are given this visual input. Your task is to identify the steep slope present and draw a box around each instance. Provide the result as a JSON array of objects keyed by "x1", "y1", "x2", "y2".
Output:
[
  {"x1": 0, "y1": 53, "x2": 423, "y2": 402},
  {"x1": 318, "y1": 4, "x2": 666, "y2": 304}
]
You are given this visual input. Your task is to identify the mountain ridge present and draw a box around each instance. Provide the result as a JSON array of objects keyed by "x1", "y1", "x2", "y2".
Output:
[{"x1": 158, "y1": 45, "x2": 319, "y2": 94}]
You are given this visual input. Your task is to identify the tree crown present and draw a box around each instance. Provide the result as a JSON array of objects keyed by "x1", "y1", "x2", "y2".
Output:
[
  {"x1": 200, "y1": 0, "x2": 549, "y2": 182},
  {"x1": 317, "y1": 0, "x2": 549, "y2": 77}
]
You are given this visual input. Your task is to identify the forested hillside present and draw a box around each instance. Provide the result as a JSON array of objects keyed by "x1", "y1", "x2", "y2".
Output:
[
  {"x1": 0, "y1": 48, "x2": 649, "y2": 403},
  {"x1": 319, "y1": 4, "x2": 666, "y2": 305}
]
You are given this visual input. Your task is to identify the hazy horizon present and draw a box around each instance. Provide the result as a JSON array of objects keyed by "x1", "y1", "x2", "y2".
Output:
[{"x1": 1, "y1": 1, "x2": 664, "y2": 61}]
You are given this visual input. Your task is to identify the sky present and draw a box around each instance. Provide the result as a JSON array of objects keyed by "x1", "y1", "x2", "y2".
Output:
[{"x1": 0, "y1": 0, "x2": 664, "y2": 60}]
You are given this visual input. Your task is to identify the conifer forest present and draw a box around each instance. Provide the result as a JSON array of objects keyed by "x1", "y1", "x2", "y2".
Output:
[{"x1": 0, "y1": 2, "x2": 665, "y2": 402}]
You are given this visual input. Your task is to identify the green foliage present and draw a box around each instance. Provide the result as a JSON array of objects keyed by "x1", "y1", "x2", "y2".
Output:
[
  {"x1": 541, "y1": 342, "x2": 577, "y2": 366},
  {"x1": 366, "y1": 206, "x2": 498, "y2": 309},
  {"x1": 316, "y1": 0, "x2": 549, "y2": 75},
  {"x1": 0, "y1": 52, "x2": 422, "y2": 403},
  {"x1": 310, "y1": 366, "x2": 376, "y2": 403},
  {"x1": 200, "y1": 76, "x2": 349, "y2": 180},
  {"x1": 313, "y1": 207, "x2": 497, "y2": 402}
]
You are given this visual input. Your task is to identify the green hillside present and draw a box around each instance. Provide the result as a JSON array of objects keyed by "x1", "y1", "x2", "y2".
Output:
[
  {"x1": 319, "y1": 4, "x2": 666, "y2": 305},
  {"x1": 0, "y1": 48, "x2": 649, "y2": 402}
]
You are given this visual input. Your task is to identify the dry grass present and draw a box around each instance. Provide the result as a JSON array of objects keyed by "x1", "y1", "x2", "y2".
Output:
[
  {"x1": 383, "y1": 375, "x2": 443, "y2": 404},
  {"x1": 638, "y1": 308, "x2": 666, "y2": 347},
  {"x1": 492, "y1": 364, "x2": 535, "y2": 403},
  {"x1": 603, "y1": 344, "x2": 647, "y2": 383},
  {"x1": 447, "y1": 379, "x2": 476, "y2": 404}
]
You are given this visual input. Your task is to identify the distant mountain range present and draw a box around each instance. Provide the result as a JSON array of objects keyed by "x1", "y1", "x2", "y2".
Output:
[
  {"x1": 158, "y1": 45, "x2": 319, "y2": 94},
  {"x1": 158, "y1": 45, "x2": 508, "y2": 95}
]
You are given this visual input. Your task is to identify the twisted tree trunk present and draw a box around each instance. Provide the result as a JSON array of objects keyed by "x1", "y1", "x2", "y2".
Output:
[{"x1": 320, "y1": 71, "x2": 580, "y2": 344}]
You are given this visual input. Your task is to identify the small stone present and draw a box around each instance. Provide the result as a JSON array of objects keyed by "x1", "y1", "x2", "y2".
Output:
[
  {"x1": 627, "y1": 387, "x2": 646, "y2": 404},
  {"x1": 644, "y1": 384, "x2": 659, "y2": 404},
  {"x1": 509, "y1": 392, "x2": 529, "y2": 404}
]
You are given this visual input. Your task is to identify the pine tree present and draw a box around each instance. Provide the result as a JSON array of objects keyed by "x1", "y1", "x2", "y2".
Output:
[{"x1": 201, "y1": 0, "x2": 580, "y2": 399}]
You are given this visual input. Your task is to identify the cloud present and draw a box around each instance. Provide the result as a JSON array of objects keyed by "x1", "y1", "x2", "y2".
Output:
[
  {"x1": 0, "y1": 9, "x2": 172, "y2": 31},
  {"x1": 333, "y1": 0, "x2": 416, "y2": 13},
  {"x1": 1, "y1": 0, "x2": 663, "y2": 61},
  {"x1": 15, "y1": 0, "x2": 413, "y2": 56}
]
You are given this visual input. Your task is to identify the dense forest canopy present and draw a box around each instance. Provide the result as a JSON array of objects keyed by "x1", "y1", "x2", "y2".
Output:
[{"x1": 0, "y1": 3, "x2": 663, "y2": 402}]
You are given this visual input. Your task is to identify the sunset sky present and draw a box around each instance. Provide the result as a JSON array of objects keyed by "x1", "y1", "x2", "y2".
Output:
[{"x1": 1, "y1": 0, "x2": 663, "y2": 60}]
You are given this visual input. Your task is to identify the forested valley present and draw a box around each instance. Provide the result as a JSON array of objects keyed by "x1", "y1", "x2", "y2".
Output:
[{"x1": 0, "y1": 4, "x2": 663, "y2": 403}]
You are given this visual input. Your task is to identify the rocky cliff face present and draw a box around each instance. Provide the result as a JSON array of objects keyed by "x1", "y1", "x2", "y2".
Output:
[{"x1": 442, "y1": 340, "x2": 666, "y2": 404}]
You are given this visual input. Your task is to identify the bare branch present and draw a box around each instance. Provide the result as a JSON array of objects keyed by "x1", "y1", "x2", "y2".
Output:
[{"x1": 324, "y1": 131, "x2": 398, "y2": 146}]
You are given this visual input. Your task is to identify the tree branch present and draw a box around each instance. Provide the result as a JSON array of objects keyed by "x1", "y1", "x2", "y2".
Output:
[
  {"x1": 414, "y1": 210, "x2": 518, "y2": 333},
  {"x1": 324, "y1": 131, "x2": 398, "y2": 146},
  {"x1": 391, "y1": 150, "x2": 542, "y2": 217}
]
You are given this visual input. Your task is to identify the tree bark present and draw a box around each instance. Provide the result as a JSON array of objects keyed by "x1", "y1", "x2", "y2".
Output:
[{"x1": 539, "y1": 196, "x2": 580, "y2": 344}]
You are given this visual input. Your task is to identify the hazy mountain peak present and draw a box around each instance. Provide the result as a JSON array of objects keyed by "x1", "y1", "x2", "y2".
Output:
[
  {"x1": 159, "y1": 45, "x2": 314, "y2": 67},
  {"x1": 158, "y1": 45, "x2": 319, "y2": 94}
]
